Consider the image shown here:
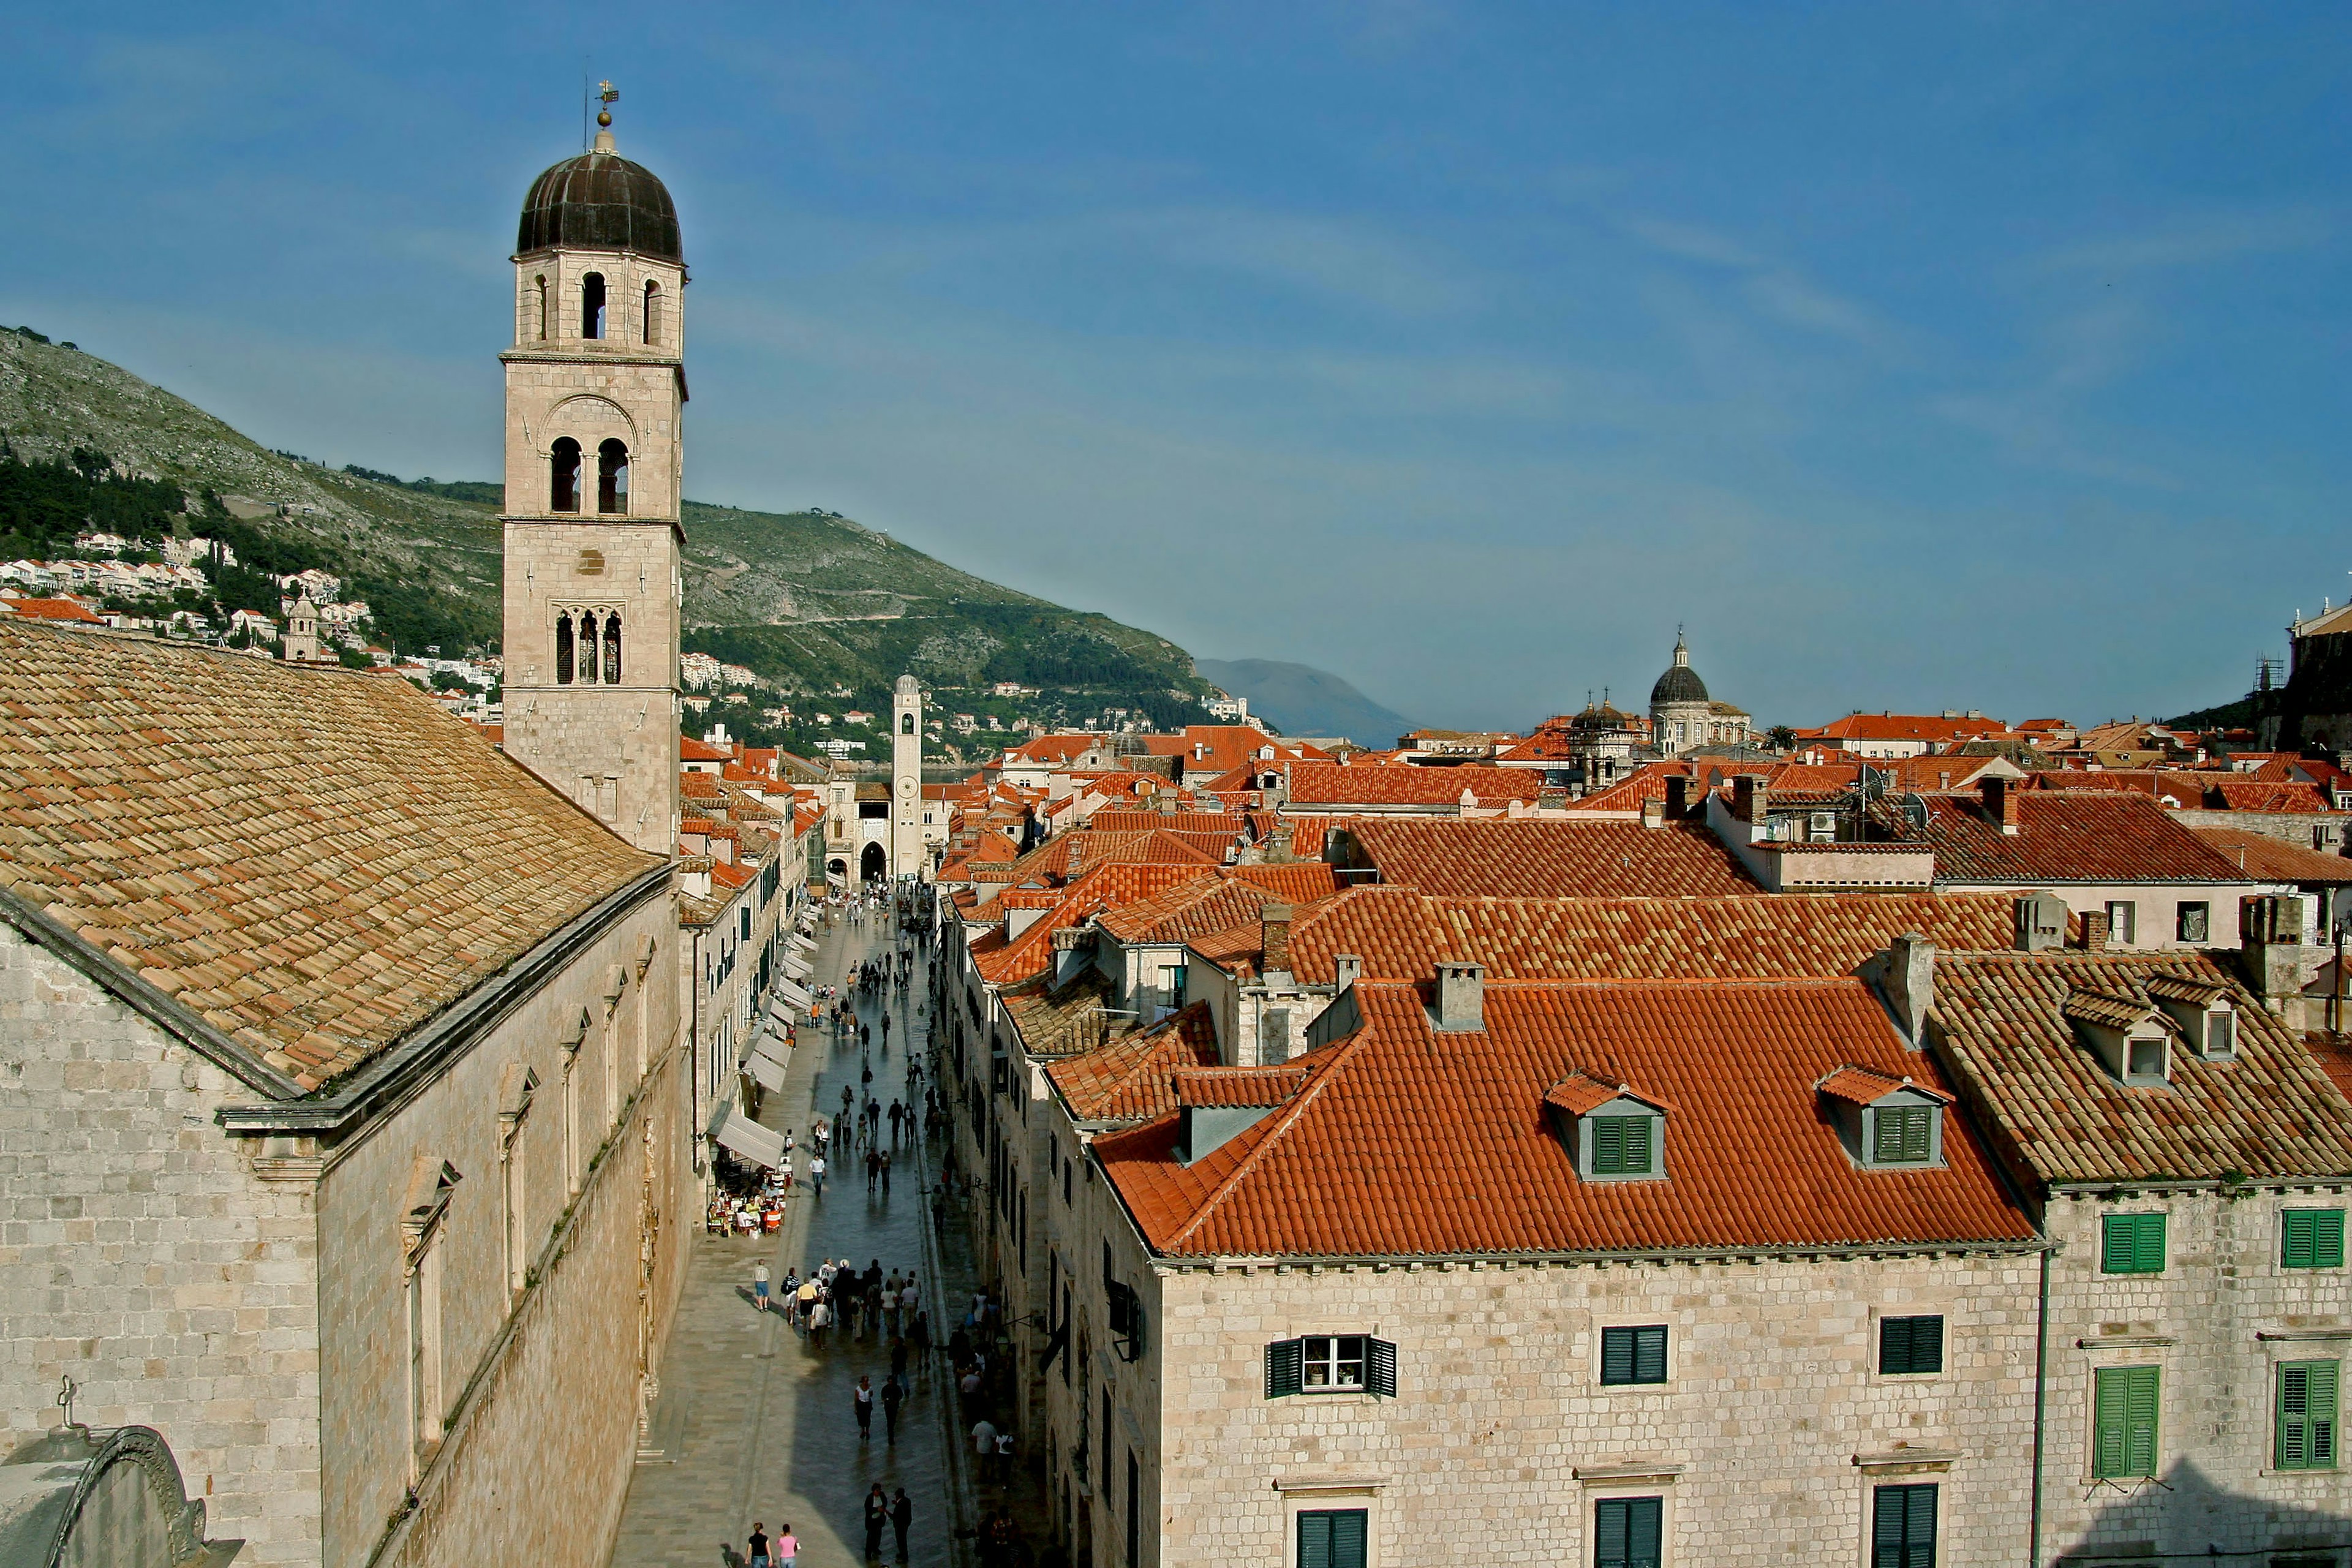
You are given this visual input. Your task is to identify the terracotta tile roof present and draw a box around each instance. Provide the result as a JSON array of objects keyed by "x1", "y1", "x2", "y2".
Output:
[
  {"x1": 1094, "y1": 865, "x2": 1340, "y2": 945},
  {"x1": 1283, "y1": 761, "x2": 1547, "y2": 809},
  {"x1": 1097, "y1": 979, "x2": 2033, "y2": 1258},
  {"x1": 1930, "y1": 950, "x2": 2352, "y2": 1186},
  {"x1": 2209, "y1": 780, "x2": 2335, "y2": 815},
  {"x1": 710, "y1": 859, "x2": 756, "y2": 891},
  {"x1": 1277, "y1": 887, "x2": 2054, "y2": 986},
  {"x1": 2190, "y1": 827, "x2": 2352, "y2": 885},
  {"x1": 971, "y1": 862, "x2": 1238, "y2": 984},
  {"x1": 1542, "y1": 1070, "x2": 1630, "y2": 1116},
  {"x1": 0, "y1": 595, "x2": 107, "y2": 625},
  {"x1": 680, "y1": 735, "x2": 733, "y2": 762},
  {"x1": 1000, "y1": 968, "x2": 1131, "y2": 1058},
  {"x1": 1174, "y1": 1064, "x2": 1308, "y2": 1108},
  {"x1": 1045, "y1": 1003, "x2": 1223, "y2": 1125},
  {"x1": 0, "y1": 622, "x2": 660, "y2": 1091},
  {"x1": 1335, "y1": 817, "x2": 1760, "y2": 899},
  {"x1": 1086, "y1": 810, "x2": 1244, "y2": 839},
  {"x1": 1817, "y1": 1066, "x2": 1944, "y2": 1107},
  {"x1": 680, "y1": 771, "x2": 723, "y2": 802},
  {"x1": 1907, "y1": 790, "x2": 2252, "y2": 884},
  {"x1": 1798, "y1": 714, "x2": 2008, "y2": 744}
]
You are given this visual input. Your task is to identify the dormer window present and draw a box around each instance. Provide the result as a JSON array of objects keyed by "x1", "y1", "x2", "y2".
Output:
[
  {"x1": 1819, "y1": 1066, "x2": 1951, "y2": 1169},
  {"x1": 1546, "y1": 1072, "x2": 1668, "y2": 1182},
  {"x1": 2126, "y1": 1033, "x2": 2169, "y2": 1084},
  {"x1": 2146, "y1": 973, "x2": 2236, "y2": 1061},
  {"x1": 2205, "y1": 1010, "x2": 2236, "y2": 1060},
  {"x1": 2062, "y1": 987, "x2": 2180, "y2": 1087}
]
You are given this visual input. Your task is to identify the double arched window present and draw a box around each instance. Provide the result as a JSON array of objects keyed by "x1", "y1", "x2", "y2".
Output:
[
  {"x1": 597, "y1": 440, "x2": 629, "y2": 514},
  {"x1": 555, "y1": 611, "x2": 624, "y2": 686},
  {"x1": 550, "y1": 439, "x2": 581, "y2": 513},
  {"x1": 582, "y1": 273, "x2": 606, "y2": 340}
]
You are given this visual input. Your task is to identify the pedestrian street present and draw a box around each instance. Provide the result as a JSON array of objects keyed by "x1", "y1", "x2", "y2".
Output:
[{"x1": 608, "y1": 903, "x2": 971, "y2": 1568}]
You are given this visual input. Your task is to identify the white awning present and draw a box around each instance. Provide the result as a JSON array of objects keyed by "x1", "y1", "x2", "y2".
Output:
[
  {"x1": 743, "y1": 1054, "x2": 787, "y2": 1094},
  {"x1": 772, "y1": 979, "x2": 813, "y2": 1010},
  {"x1": 790, "y1": 933, "x2": 818, "y2": 954},
  {"x1": 782, "y1": 954, "x2": 814, "y2": 981},
  {"x1": 709, "y1": 1105, "x2": 786, "y2": 1169},
  {"x1": 750, "y1": 1036, "x2": 791, "y2": 1072}
]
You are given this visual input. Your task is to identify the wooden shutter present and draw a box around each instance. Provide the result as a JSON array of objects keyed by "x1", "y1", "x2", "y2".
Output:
[
  {"x1": 1634, "y1": 1325, "x2": 1667, "y2": 1383},
  {"x1": 1595, "y1": 1497, "x2": 1662, "y2": 1568},
  {"x1": 1900, "y1": 1108, "x2": 1930, "y2": 1162},
  {"x1": 2095, "y1": 1366, "x2": 2160, "y2": 1477},
  {"x1": 1299, "y1": 1510, "x2": 1365, "y2": 1568},
  {"x1": 1267, "y1": 1338, "x2": 1303, "y2": 1399},
  {"x1": 1602, "y1": 1326, "x2": 1631, "y2": 1384},
  {"x1": 2279, "y1": 1361, "x2": 2339, "y2": 1469},
  {"x1": 1622, "y1": 1117, "x2": 1652, "y2": 1174},
  {"x1": 1593, "y1": 1118, "x2": 1625, "y2": 1174},
  {"x1": 1298, "y1": 1512, "x2": 1330, "y2": 1568},
  {"x1": 1366, "y1": 1337, "x2": 1397, "y2": 1398},
  {"x1": 2103, "y1": 1213, "x2": 2165, "y2": 1275},
  {"x1": 2133, "y1": 1215, "x2": 2166, "y2": 1275},
  {"x1": 1880, "y1": 1314, "x2": 1943, "y2": 1376},
  {"x1": 1871, "y1": 1483, "x2": 1936, "y2": 1568},
  {"x1": 2285, "y1": 1210, "x2": 2346, "y2": 1269},
  {"x1": 1873, "y1": 1109, "x2": 1903, "y2": 1164}
]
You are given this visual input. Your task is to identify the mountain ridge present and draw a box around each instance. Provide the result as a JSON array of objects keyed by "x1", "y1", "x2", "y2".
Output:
[{"x1": 1195, "y1": 656, "x2": 1415, "y2": 746}]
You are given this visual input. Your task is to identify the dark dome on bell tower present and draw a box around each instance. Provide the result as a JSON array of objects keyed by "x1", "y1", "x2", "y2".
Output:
[{"x1": 516, "y1": 145, "x2": 682, "y2": 264}]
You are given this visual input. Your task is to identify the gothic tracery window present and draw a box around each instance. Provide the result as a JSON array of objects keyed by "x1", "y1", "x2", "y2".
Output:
[
  {"x1": 554, "y1": 614, "x2": 574, "y2": 684},
  {"x1": 603, "y1": 613, "x2": 622, "y2": 684}
]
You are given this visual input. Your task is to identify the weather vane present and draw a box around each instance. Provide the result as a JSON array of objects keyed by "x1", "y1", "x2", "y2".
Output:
[{"x1": 598, "y1": 81, "x2": 619, "y2": 129}]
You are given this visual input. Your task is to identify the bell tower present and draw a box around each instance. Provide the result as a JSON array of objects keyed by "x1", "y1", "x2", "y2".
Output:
[
  {"x1": 891, "y1": 675, "x2": 924, "y2": 878},
  {"x1": 500, "y1": 93, "x2": 684, "y2": 857}
]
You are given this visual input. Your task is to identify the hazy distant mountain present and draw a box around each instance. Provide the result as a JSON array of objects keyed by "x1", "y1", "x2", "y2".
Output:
[{"x1": 1196, "y1": 657, "x2": 1414, "y2": 746}]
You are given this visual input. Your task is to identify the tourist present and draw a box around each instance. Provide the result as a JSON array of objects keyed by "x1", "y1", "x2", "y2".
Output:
[
  {"x1": 864, "y1": 1485, "x2": 889, "y2": 1561},
  {"x1": 808, "y1": 1297, "x2": 832, "y2": 1350},
  {"x1": 970, "y1": 1415, "x2": 996, "y2": 1468},
  {"x1": 750, "y1": 1521, "x2": 771, "y2": 1568},
  {"x1": 809, "y1": 1154, "x2": 826, "y2": 1197},
  {"x1": 775, "y1": 1524, "x2": 799, "y2": 1568},
  {"x1": 753, "y1": 1259, "x2": 770, "y2": 1312},
  {"x1": 890, "y1": 1490, "x2": 913, "y2": 1561},
  {"x1": 853, "y1": 1375, "x2": 875, "y2": 1442},
  {"x1": 880, "y1": 1371, "x2": 905, "y2": 1444}
]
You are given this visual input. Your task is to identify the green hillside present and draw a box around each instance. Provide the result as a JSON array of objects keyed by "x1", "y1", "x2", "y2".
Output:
[{"x1": 0, "y1": 326, "x2": 1213, "y2": 752}]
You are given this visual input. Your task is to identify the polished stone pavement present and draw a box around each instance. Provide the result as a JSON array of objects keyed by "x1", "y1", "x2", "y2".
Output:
[{"x1": 608, "y1": 908, "x2": 971, "y2": 1568}]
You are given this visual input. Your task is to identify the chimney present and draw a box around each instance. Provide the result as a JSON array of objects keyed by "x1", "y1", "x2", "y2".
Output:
[
  {"x1": 1433, "y1": 960, "x2": 1485, "y2": 1032},
  {"x1": 1157, "y1": 793, "x2": 1177, "y2": 815},
  {"x1": 2241, "y1": 894, "x2": 2309, "y2": 1019},
  {"x1": 1732, "y1": 774, "x2": 1768, "y2": 825},
  {"x1": 2013, "y1": 892, "x2": 2066, "y2": 952},
  {"x1": 2079, "y1": 910, "x2": 2109, "y2": 952},
  {"x1": 1334, "y1": 953, "x2": 1363, "y2": 991},
  {"x1": 1640, "y1": 797, "x2": 1665, "y2": 830},
  {"x1": 1665, "y1": 775, "x2": 1691, "y2": 820},
  {"x1": 1982, "y1": 776, "x2": 2021, "y2": 834},
  {"x1": 1882, "y1": 933, "x2": 1935, "y2": 1048},
  {"x1": 1261, "y1": 903, "x2": 1294, "y2": 976}
]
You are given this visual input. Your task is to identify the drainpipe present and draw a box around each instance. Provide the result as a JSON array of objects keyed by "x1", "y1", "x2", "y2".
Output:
[{"x1": 2029, "y1": 1242, "x2": 2049, "y2": 1568}]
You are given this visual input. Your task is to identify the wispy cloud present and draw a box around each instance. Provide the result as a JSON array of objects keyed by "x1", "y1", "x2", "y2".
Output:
[{"x1": 2041, "y1": 206, "x2": 2340, "y2": 273}]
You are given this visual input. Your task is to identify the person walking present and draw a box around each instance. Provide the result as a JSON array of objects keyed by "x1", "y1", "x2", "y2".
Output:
[
  {"x1": 809, "y1": 1296, "x2": 832, "y2": 1350},
  {"x1": 775, "y1": 1524, "x2": 799, "y2": 1568},
  {"x1": 854, "y1": 1375, "x2": 875, "y2": 1442},
  {"x1": 752, "y1": 1259, "x2": 771, "y2": 1313},
  {"x1": 880, "y1": 1148, "x2": 892, "y2": 1196},
  {"x1": 890, "y1": 1489, "x2": 913, "y2": 1561},
  {"x1": 810, "y1": 1154, "x2": 826, "y2": 1197},
  {"x1": 880, "y1": 1370, "x2": 905, "y2": 1444},
  {"x1": 865, "y1": 1148, "x2": 880, "y2": 1195},
  {"x1": 863, "y1": 1485, "x2": 889, "y2": 1561},
  {"x1": 750, "y1": 1522, "x2": 772, "y2": 1568}
]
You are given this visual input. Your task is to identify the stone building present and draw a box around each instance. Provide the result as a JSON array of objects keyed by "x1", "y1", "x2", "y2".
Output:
[
  {"x1": 820, "y1": 674, "x2": 932, "y2": 885},
  {"x1": 1647, "y1": 633, "x2": 1752, "y2": 758}
]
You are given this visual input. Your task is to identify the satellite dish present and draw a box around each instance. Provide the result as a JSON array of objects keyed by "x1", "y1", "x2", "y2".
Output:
[{"x1": 1899, "y1": 791, "x2": 1929, "y2": 830}]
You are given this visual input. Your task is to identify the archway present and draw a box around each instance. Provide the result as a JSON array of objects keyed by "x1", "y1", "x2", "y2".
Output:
[{"x1": 859, "y1": 842, "x2": 888, "y2": 883}]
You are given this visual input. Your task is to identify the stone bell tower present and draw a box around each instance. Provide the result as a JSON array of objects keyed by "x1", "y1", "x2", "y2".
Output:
[
  {"x1": 500, "y1": 100, "x2": 684, "y2": 857},
  {"x1": 891, "y1": 674, "x2": 924, "y2": 878}
]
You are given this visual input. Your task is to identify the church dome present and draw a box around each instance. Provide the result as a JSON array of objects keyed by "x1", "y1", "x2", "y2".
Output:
[
  {"x1": 1649, "y1": 636, "x2": 1709, "y2": 707},
  {"x1": 517, "y1": 148, "x2": 682, "y2": 264}
]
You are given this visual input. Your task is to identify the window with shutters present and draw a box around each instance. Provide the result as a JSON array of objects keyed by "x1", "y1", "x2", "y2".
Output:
[
  {"x1": 2276, "y1": 1360, "x2": 2339, "y2": 1470},
  {"x1": 1266, "y1": 1336, "x2": 1396, "y2": 1397},
  {"x1": 1593, "y1": 1115, "x2": 1651, "y2": 1175},
  {"x1": 1592, "y1": 1496, "x2": 1662, "y2": 1568},
  {"x1": 1879, "y1": 1314, "x2": 1945, "y2": 1376},
  {"x1": 1298, "y1": 1509, "x2": 1367, "y2": 1568},
  {"x1": 1872, "y1": 1106, "x2": 1934, "y2": 1165},
  {"x1": 1871, "y1": 1483, "x2": 1936, "y2": 1568},
  {"x1": 1600, "y1": 1324, "x2": 1668, "y2": 1386},
  {"x1": 2282, "y1": 1209, "x2": 2346, "y2": 1270},
  {"x1": 2101, "y1": 1213, "x2": 2167, "y2": 1275},
  {"x1": 2092, "y1": 1365, "x2": 2161, "y2": 1479}
]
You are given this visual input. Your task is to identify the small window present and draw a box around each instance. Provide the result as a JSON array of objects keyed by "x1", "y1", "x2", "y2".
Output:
[
  {"x1": 1593, "y1": 1115, "x2": 1654, "y2": 1175},
  {"x1": 2104, "y1": 900, "x2": 2138, "y2": 945},
  {"x1": 1879, "y1": 1314, "x2": 1945, "y2": 1376},
  {"x1": 2102, "y1": 1212, "x2": 2167, "y2": 1275},
  {"x1": 1871, "y1": 1483, "x2": 1937, "y2": 1568},
  {"x1": 1600, "y1": 1324, "x2": 1668, "y2": 1385},
  {"x1": 2125, "y1": 1036, "x2": 2168, "y2": 1084},
  {"x1": 1298, "y1": 1509, "x2": 1367, "y2": 1568},
  {"x1": 2177, "y1": 901, "x2": 2211, "y2": 943},
  {"x1": 534, "y1": 274, "x2": 548, "y2": 341},
  {"x1": 602, "y1": 613, "x2": 622, "y2": 684},
  {"x1": 1304, "y1": 1335, "x2": 1364, "y2": 1390},
  {"x1": 550, "y1": 437, "x2": 581, "y2": 513},
  {"x1": 1873, "y1": 1106, "x2": 1933, "y2": 1164},
  {"x1": 2092, "y1": 1365, "x2": 2160, "y2": 1479},
  {"x1": 643, "y1": 279, "x2": 660, "y2": 346},
  {"x1": 1265, "y1": 1336, "x2": 1395, "y2": 1398},
  {"x1": 554, "y1": 614, "x2": 574, "y2": 685},
  {"x1": 597, "y1": 439, "x2": 629, "y2": 514},
  {"x1": 2277, "y1": 1360, "x2": 2340, "y2": 1470},
  {"x1": 2283, "y1": 1209, "x2": 2347, "y2": 1270},
  {"x1": 582, "y1": 271, "x2": 606, "y2": 339},
  {"x1": 2204, "y1": 1011, "x2": 2236, "y2": 1060},
  {"x1": 902, "y1": 712, "x2": 915, "y2": 735},
  {"x1": 1593, "y1": 1497, "x2": 1662, "y2": 1568}
]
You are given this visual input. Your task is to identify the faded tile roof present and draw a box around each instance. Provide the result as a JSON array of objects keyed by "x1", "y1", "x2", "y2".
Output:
[
  {"x1": 1045, "y1": 1003, "x2": 1223, "y2": 1125},
  {"x1": 0, "y1": 622, "x2": 662, "y2": 1091},
  {"x1": 1907, "y1": 791, "x2": 2253, "y2": 885},
  {"x1": 1335, "y1": 817, "x2": 1761, "y2": 899},
  {"x1": 1096, "y1": 979, "x2": 2032, "y2": 1258},
  {"x1": 2190, "y1": 827, "x2": 2352, "y2": 886},
  {"x1": 1281, "y1": 762, "x2": 1547, "y2": 809},
  {"x1": 1273, "y1": 887, "x2": 2050, "y2": 986},
  {"x1": 1930, "y1": 950, "x2": 2352, "y2": 1186},
  {"x1": 1000, "y1": 968, "x2": 1131, "y2": 1058}
]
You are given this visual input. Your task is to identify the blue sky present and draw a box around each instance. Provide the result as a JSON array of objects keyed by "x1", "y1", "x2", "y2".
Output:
[{"x1": 4, "y1": 2, "x2": 2348, "y2": 730}]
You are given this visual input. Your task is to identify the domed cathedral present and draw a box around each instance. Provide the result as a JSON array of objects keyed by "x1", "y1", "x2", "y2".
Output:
[
  {"x1": 1648, "y1": 631, "x2": 1753, "y2": 758},
  {"x1": 499, "y1": 104, "x2": 685, "y2": 857}
]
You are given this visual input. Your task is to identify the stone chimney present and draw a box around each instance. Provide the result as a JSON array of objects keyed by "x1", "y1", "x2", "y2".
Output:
[
  {"x1": 1156, "y1": 793, "x2": 1177, "y2": 815},
  {"x1": 1333, "y1": 953, "x2": 1363, "y2": 991},
  {"x1": 2241, "y1": 894, "x2": 2309, "y2": 1019},
  {"x1": 1981, "y1": 776, "x2": 2021, "y2": 834},
  {"x1": 1732, "y1": 774, "x2": 1768, "y2": 826},
  {"x1": 1640, "y1": 797, "x2": 1665, "y2": 830},
  {"x1": 2013, "y1": 891, "x2": 2066, "y2": 952},
  {"x1": 1261, "y1": 903, "x2": 1294, "y2": 977},
  {"x1": 2079, "y1": 910, "x2": 2109, "y2": 952},
  {"x1": 1433, "y1": 960, "x2": 1485, "y2": 1032},
  {"x1": 1665, "y1": 775, "x2": 1691, "y2": 821},
  {"x1": 1882, "y1": 933, "x2": 1935, "y2": 1048}
]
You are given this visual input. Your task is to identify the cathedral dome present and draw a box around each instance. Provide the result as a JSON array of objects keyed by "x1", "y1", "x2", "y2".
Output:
[
  {"x1": 1649, "y1": 636, "x2": 1709, "y2": 706},
  {"x1": 517, "y1": 148, "x2": 683, "y2": 264}
]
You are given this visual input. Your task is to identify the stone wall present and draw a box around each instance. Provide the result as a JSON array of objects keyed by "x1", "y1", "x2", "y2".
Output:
[{"x1": 0, "y1": 925, "x2": 324, "y2": 1565}]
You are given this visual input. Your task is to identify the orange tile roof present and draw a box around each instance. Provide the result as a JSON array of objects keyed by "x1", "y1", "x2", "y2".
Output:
[
  {"x1": 1275, "y1": 887, "x2": 2057, "y2": 986},
  {"x1": 1046, "y1": 1003, "x2": 1223, "y2": 1125},
  {"x1": 1932, "y1": 950, "x2": 2352, "y2": 1186},
  {"x1": 2207, "y1": 780, "x2": 2335, "y2": 814},
  {"x1": 0, "y1": 595, "x2": 107, "y2": 625},
  {"x1": 1095, "y1": 866, "x2": 1338, "y2": 946},
  {"x1": 1335, "y1": 817, "x2": 1760, "y2": 899},
  {"x1": 680, "y1": 735, "x2": 733, "y2": 762},
  {"x1": 1798, "y1": 714, "x2": 2007, "y2": 744},
  {"x1": 0, "y1": 622, "x2": 660, "y2": 1091},
  {"x1": 680, "y1": 771, "x2": 723, "y2": 802},
  {"x1": 1283, "y1": 761, "x2": 1547, "y2": 809},
  {"x1": 1817, "y1": 1065, "x2": 1944, "y2": 1107},
  {"x1": 1174, "y1": 1064, "x2": 1308, "y2": 1108},
  {"x1": 1097, "y1": 978, "x2": 2033, "y2": 1257},
  {"x1": 1905, "y1": 790, "x2": 2251, "y2": 884},
  {"x1": 2190, "y1": 827, "x2": 2352, "y2": 884}
]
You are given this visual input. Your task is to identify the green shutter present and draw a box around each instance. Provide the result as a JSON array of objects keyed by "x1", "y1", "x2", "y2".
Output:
[
  {"x1": 1871, "y1": 1483, "x2": 1936, "y2": 1568},
  {"x1": 1300, "y1": 1511, "x2": 1365, "y2": 1568},
  {"x1": 1601, "y1": 1325, "x2": 1666, "y2": 1385},
  {"x1": 2094, "y1": 1366, "x2": 2160, "y2": 1478},
  {"x1": 1366, "y1": 1338, "x2": 1396, "y2": 1398},
  {"x1": 2278, "y1": 1361, "x2": 2339, "y2": 1470},
  {"x1": 2285, "y1": 1210, "x2": 2346, "y2": 1270},
  {"x1": 1622, "y1": 1117, "x2": 1652, "y2": 1174},
  {"x1": 1881, "y1": 1315, "x2": 1945, "y2": 1376},
  {"x1": 1593, "y1": 1118, "x2": 1624, "y2": 1174},
  {"x1": 1300, "y1": 1512, "x2": 1330, "y2": 1568},
  {"x1": 1594, "y1": 1498, "x2": 1661, "y2": 1568},
  {"x1": 1634, "y1": 1325, "x2": 1667, "y2": 1383},
  {"x1": 2103, "y1": 1213, "x2": 2166, "y2": 1275},
  {"x1": 1601, "y1": 1326, "x2": 1633, "y2": 1384},
  {"x1": 1266, "y1": 1338, "x2": 1303, "y2": 1399}
]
